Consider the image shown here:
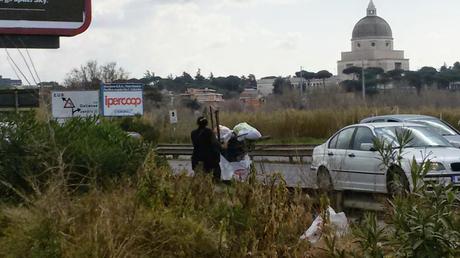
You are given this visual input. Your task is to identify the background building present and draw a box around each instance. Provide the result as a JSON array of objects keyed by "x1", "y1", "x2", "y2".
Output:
[
  {"x1": 0, "y1": 76, "x2": 22, "y2": 89},
  {"x1": 180, "y1": 88, "x2": 223, "y2": 106},
  {"x1": 337, "y1": 0, "x2": 409, "y2": 80},
  {"x1": 256, "y1": 76, "x2": 340, "y2": 97}
]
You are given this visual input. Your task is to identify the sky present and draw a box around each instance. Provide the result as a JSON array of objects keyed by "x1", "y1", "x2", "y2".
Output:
[{"x1": 1, "y1": 0, "x2": 460, "y2": 84}]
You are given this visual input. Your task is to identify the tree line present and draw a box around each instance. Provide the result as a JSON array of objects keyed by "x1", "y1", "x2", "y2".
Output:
[
  {"x1": 342, "y1": 62, "x2": 460, "y2": 95},
  {"x1": 53, "y1": 60, "x2": 258, "y2": 100},
  {"x1": 272, "y1": 69, "x2": 333, "y2": 95}
]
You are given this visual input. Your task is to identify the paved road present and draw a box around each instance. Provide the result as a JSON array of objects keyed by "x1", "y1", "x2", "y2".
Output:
[
  {"x1": 169, "y1": 160, "x2": 318, "y2": 189},
  {"x1": 169, "y1": 160, "x2": 388, "y2": 211}
]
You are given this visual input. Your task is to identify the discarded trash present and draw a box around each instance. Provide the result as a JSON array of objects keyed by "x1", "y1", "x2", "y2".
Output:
[
  {"x1": 218, "y1": 125, "x2": 233, "y2": 144},
  {"x1": 233, "y1": 122, "x2": 262, "y2": 141},
  {"x1": 218, "y1": 122, "x2": 261, "y2": 181},
  {"x1": 300, "y1": 207, "x2": 349, "y2": 244},
  {"x1": 220, "y1": 154, "x2": 252, "y2": 181}
]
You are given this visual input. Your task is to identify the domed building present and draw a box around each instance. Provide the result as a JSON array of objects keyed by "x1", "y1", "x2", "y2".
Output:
[{"x1": 337, "y1": 0, "x2": 409, "y2": 79}]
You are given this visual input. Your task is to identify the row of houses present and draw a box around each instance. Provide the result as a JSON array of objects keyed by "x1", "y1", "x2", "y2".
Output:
[{"x1": 176, "y1": 88, "x2": 263, "y2": 108}]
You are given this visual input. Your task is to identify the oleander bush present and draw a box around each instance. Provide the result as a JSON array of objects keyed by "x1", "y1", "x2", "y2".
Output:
[{"x1": 0, "y1": 112, "x2": 147, "y2": 202}]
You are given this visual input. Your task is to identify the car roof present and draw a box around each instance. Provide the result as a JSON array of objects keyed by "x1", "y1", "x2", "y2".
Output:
[
  {"x1": 360, "y1": 114, "x2": 437, "y2": 123},
  {"x1": 345, "y1": 122, "x2": 424, "y2": 130}
]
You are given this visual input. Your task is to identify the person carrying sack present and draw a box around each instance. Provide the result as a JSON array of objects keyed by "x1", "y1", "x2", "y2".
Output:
[{"x1": 191, "y1": 116, "x2": 221, "y2": 181}]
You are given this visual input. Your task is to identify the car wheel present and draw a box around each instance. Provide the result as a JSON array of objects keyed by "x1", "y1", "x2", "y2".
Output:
[
  {"x1": 387, "y1": 167, "x2": 409, "y2": 196},
  {"x1": 317, "y1": 167, "x2": 333, "y2": 192}
]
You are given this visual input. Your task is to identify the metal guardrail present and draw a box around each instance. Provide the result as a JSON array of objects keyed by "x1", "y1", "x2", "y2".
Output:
[{"x1": 155, "y1": 144, "x2": 317, "y2": 162}]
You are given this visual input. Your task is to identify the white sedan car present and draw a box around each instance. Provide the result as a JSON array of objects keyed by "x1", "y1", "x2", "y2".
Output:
[{"x1": 311, "y1": 122, "x2": 460, "y2": 194}]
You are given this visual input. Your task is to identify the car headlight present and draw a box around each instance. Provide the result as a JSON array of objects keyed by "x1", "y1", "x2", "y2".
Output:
[{"x1": 427, "y1": 162, "x2": 446, "y2": 171}]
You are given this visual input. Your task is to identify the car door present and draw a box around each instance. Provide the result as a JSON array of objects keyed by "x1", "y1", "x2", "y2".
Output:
[
  {"x1": 341, "y1": 126, "x2": 386, "y2": 193},
  {"x1": 327, "y1": 127, "x2": 356, "y2": 190}
]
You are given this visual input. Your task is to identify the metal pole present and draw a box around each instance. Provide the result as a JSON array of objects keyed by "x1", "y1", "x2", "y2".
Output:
[
  {"x1": 215, "y1": 110, "x2": 221, "y2": 143},
  {"x1": 300, "y1": 66, "x2": 303, "y2": 96},
  {"x1": 14, "y1": 90, "x2": 19, "y2": 113},
  {"x1": 361, "y1": 60, "x2": 366, "y2": 101},
  {"x1": 209, "y1": 106, "x2": 214, "y2": 130}
]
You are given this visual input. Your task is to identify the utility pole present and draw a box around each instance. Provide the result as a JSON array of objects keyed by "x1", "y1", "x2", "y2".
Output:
[
  {"x1": 361, "y1": 59, "x2": 366, "y2": 101},
  {"x1": 300, "y1": 66, "x2": 303, "y2": 96}
]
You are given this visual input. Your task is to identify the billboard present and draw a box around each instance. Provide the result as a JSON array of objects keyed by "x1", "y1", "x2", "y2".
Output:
[
  {"x1": 0, "y1": 89, "x2": 39, "y2": 109},
  {"x1": 101, "y1": 84, "x2": 144, "y2": 117},
  {"x1": 0, "y1": 0, "x2": 91, "y2": 36},
  {"x1": 51, "y1": 91, "x2": 99, "y2": 118}
]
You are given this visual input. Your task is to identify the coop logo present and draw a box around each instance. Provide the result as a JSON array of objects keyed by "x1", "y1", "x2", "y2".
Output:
[{"x1": 105, "y1": 96, "x2": 142, "y2": 108}]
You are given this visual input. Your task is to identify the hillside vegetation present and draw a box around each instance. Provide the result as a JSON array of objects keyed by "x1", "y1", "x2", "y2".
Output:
[{"x1": 1, "y1": 113, "x2": 460, "y2": 257}]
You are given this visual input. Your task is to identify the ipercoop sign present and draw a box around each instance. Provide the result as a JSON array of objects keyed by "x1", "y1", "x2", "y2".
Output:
[
  {"x1": 101, "y1": 83, "x2": 144, "y2": 117},
  {"x1": 0, "y1": 0, "x2": 91, "y2": 36}
]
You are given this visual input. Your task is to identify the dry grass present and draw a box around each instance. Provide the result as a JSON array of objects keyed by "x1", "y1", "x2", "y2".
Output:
[
  {"x1": 0, "y1": 152, "x2": 324, "y2": 257},
  {"x1": 156, "y1": 105, "x2": 460, "y2": 144}
]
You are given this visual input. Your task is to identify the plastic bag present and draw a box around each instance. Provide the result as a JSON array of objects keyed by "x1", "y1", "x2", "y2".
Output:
[
  {"x1": 300, "y1": 207, "x2": 349, "y2": 244},
  {"x1": 300, "y1": 215, "x2": 323, "y2": 243},
  {"x1": 220, "y1": 154, "x2": 252, "y2": 181},
  {"x1": 218, "y1": 125, "x2": 233, "y2": 144},
  {"x1": 233, "y1": 122, "x2": 262, "y2": 141}
]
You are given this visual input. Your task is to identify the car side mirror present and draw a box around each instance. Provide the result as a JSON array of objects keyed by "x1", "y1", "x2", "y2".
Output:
[{"x1": 360, "y1": 143, "x2": 376, "y2": 152}]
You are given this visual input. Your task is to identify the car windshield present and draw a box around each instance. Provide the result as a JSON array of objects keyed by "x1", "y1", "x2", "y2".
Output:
[
  {"x1": 411, "y1": 119, "x2": 458, "y2": 136},
  {"x1": 374, "y1": 126, "x2": 452, "y2": 148}
]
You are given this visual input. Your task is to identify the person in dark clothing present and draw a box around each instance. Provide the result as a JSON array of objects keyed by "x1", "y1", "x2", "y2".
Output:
[
  {"x1": 223, "y1": 133, "x2": 246, "y2": 162},
  {"x1": 191, "y1": 116, "x2": 221, "y2": 181}
]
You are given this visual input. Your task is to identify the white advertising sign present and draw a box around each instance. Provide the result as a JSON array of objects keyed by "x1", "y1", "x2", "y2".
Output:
[
  {"x1": 51, "y1": 91, "x2": 99, "y2": 119},
  {"x1": 169, "y1": 110, "x2": 178, "y2": 124},
  {"x1": 102, "y1": 84, "x2": 144, "y2": 117}
]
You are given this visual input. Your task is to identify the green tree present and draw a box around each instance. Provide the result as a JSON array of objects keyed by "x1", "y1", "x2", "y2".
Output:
[
  {"x1": 64, "y1": 60, "x2": 128, "y2": 89},
  {"x1": 343, "y1": 66, "x2": 362, "y2": 80},
  {"x1": 273, "y1": 77, "x2": 293, "y2": 95},
  {"x1": 404, "y1": 71, "x2": 423, "y2": 95},
  {"x1": 295, "y1": 70, "x2": 316, "y2": 87},
  {"x1": 453, "y1": 61, "x2": 460, "y2": 71},
  {"x1": 385, "y1": 69, "x2": 404, "y2": 81},
  {"x1": 195, "y1": 69, "x2": 206, "y2": 82},
  {"x1": 315, "y1": 70, "x2": 333, "y2": 88},
  {"x1": 418, "y1": 66, "x2": 438, "y2": 88}
]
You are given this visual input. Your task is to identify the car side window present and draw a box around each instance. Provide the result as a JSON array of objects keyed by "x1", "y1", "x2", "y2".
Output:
[
  {"x1": 329, "y1": 133, "x2": 339, "y2": 149},
  {"x1": 352, "y1": 127, "x2": 375, "y2": 150},
  {"x1": 371, "y1": 119, "x2": 385, "y2": 122},
  {"x1": 336, "y1": 128, "x2": 356, "y2": 150}
]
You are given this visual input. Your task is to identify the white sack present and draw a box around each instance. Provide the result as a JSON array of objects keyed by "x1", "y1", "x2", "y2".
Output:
[
  {"x1": 220, "y1": 154, "x2": 252, "y2": 181},
  {"x1": 218, "y1": 125, "x2": 233, "y2": 144},
  {"x1": 233, "y1": 122, "x2": 262, "y2": 141},
  {"x1": 300, "y1": 206, "x2": 349, "y2": 244}
]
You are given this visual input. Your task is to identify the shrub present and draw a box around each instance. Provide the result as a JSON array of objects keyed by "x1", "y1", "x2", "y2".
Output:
[
  {"x1": 353, "y1": 127, "x2": 460, "y2": 257},
  {"x1": 0, "y1": 152, "x2": 315, "y2": 257},
  {"x1": 118, "y1": 116, "x2": 160, "y2": 144},
  {"x1": 0, "y1": 113, "x2": 147, "y2": 202}
]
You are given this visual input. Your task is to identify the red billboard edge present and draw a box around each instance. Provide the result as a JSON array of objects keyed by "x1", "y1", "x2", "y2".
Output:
[{"x1": 0, "y1": 0, "x2": 92, "y2": 37}]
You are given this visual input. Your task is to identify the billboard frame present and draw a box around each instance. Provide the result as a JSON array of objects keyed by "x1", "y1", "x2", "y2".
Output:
[
  {"x1": 0, "y1": 0, "x2": 92, "y2": 37},
  {"x1": 101, "y1": 83, "x2": 144, "y2": 117},
  {"x1": 51, "y1": 90, "x2": 100, "y2": 119}
]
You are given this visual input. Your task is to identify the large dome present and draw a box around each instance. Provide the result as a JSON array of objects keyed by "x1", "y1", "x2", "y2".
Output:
[{"x1": 352, "y1": 16, "x2": 393, "y2": 40}]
